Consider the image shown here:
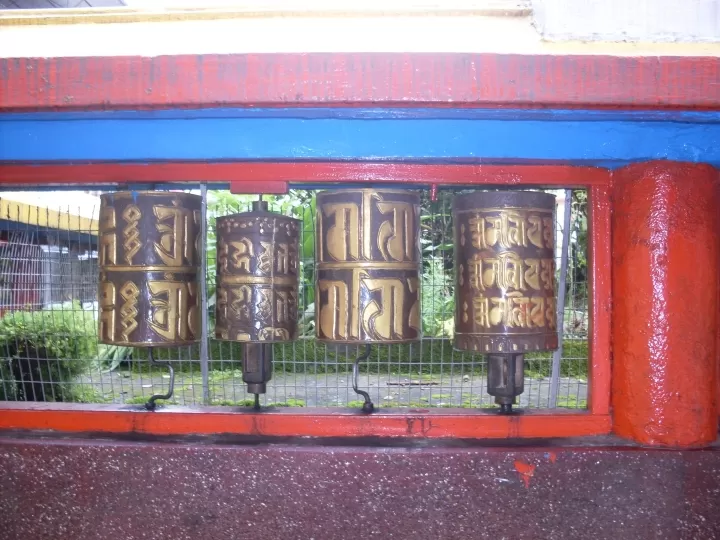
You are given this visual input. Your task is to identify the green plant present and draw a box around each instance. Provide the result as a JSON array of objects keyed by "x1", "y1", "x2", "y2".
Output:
[
  {"x1": 0, "y1": 302, "x2": 97, "y2": 402},
  {"x1": 421, "y1": 256, "x2": 454, "y2": 337},
  {"x1": 68, "y1": 386, "x2": 110, "y2": 403},
  {"x1": 555, "y1": 396, "x2": 588, "y2": 409},
  {"x1": 96, "y1": 344, "x2": 132, "y2": 372},
  {"x1": 568, "y1": 190, "x2": 589, "y2": 306}
]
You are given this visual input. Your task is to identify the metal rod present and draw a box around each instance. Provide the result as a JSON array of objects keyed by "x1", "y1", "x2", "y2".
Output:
[
  {"x1": 351, "y1": 344, "x2": 374, "y2": 413},
  {"x1": 549, "y1": 189, "x2": 572, "y2": 408},
  {"x1": 145, "y1": 348, "x2": 175, "y2": 411},
  {"x1": 199, "y1": 183, "x2": 210, "y2": 405}
]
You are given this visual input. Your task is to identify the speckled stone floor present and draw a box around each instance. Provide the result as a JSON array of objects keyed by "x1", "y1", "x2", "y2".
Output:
[{"x1": 1, "y1": 435, "x2": 719, "y2": 540}]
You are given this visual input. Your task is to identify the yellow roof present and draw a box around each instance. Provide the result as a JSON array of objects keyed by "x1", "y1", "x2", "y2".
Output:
[{"x1": 0, "y1": 197, "x2": 98, "y2": 235}]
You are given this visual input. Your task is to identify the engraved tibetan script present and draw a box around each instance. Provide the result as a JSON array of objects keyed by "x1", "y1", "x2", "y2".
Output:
[
  {"x1": 376, "y1": 199, "x2": 416, "y2": 262},
  {"x1": 148, "y1": 280, "x2": 199, "y2": 342},
  {"x1": 154, "y1": 204, "x2": 200, "y2": 267},
  {"x1": 471, "y1": 292, "x2": 556, "y2": 330},
  {"x1": 316, "y1": 189, "x2": 421, "y2": 343},
  {"x1": 214, "y1": 208, "x2": 300, "y2": 343},
  {"x1": 323, "y1": 202, "x2": 360, "y2": 262},
  {"x1": 316, "y1": 270, "x2": 420, "y2": 342},
  {"x1": 99, "y1": 207, "x2": 117, "y2": 266},
  {"x1": 468, "y1": 209, "x2": 554, "y2": 250},
  {"x1": 468, "y1": 253, "x2": 555, "y2": 292},
  {"x1": 452, "y1": 191, "x2": 559, "y2": 353}
]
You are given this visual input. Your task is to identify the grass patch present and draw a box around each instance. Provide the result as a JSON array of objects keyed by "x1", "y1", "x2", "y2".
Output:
[
  {"x1": 66, "y1": 386, "x2": 111, "y2": 404},
  {"x1": 555, "y1": 396, "x2": 588, "y2": 409}
]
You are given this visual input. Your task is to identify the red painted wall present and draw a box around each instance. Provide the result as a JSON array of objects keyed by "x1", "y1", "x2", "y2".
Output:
[{"x1": 612, "y1": 161, "x2": 720, "y2": 447}]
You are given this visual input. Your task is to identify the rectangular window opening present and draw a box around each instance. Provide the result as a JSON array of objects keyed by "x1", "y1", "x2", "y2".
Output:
[{"x1": 0, "y1": 187, "x2": 589, "y2": 411}]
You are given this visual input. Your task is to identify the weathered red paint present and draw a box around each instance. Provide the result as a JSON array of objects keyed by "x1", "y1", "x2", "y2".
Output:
[
  {"x1": 0, "y1": 403, "x2": 612, "y2": 439},
  {"x1": 612, "y1": 161, "x2": 720, "y2": 447},
  {"x1": 229, "y1": 180, "x2": 289, "y2": 194},
  {"x1": 0, "y1": 162, "x2": 610, "y2": 188},
  {"x1": 588, "y1": 185, "x2": 612, "y2": 415},
  {"x1": 1, "y1": 54, "x2": 719, "y2": 111},
  {"x1": 514, "y1": 460, "x2": 536, "y2": 488}
]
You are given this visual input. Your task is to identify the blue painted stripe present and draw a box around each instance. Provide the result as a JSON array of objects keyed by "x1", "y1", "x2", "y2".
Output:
[
  {"x1": 1, "y1": 114, "x2": 719, "y2": 167},
  {"x1": 3, "y1": 107, "x2": 720, "y2": 123}
]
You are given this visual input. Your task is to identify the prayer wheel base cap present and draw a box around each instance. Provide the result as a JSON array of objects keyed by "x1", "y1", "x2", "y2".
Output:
[{"x1": 247, "y1": 383, "x2": 267, "y2": 395}]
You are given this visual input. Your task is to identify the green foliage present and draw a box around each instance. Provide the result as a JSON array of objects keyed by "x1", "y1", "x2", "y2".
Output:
[
  {"x1": 0, "y1": 302, "x2": 97, "y2": 401},
  {"x1": 68, "y1": 386, "x2": 110, "y2": 403},
  {"x1": 96, "y1": 344, "x2": 133, "y2": 372},
  {"x1": 524, "y1": 339, "x2": 589, "y2": 378},
  {"x1": 555, "y1": 396, "x2": 588, "y2": 409},
  {"x1": 568, "y1": 190, "x2": 589, "y2": 304},
  {"x1": 421, "y1": 256, "x2": 454, "y2": 337}
]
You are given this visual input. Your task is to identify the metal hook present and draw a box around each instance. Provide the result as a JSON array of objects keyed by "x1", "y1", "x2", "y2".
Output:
[
  {"x1": 145, "y1": 348, "x2": 175, "y2": 411},
  {"x1": 352, "y1": 344, "x2": 374, "y2": 413}
]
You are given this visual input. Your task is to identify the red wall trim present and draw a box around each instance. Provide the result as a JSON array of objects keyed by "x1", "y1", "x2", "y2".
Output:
[
  {"x1": 2, "y1": 53, "x2": 719, "y2": 112},
  {"x1": 0, "y1": 162, "x2": 610, "y2": 189},
  {"x1": 0, "y1": 404, "x2": 612, "y2": 439},
  {"x1": 588, "y1": 185, "x2": 612, "y2": 415}
]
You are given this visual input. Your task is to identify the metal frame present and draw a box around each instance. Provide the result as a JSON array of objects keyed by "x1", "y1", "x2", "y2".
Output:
[{"x1": 0, "y1": 163, "x2": 612, "y2": 439}]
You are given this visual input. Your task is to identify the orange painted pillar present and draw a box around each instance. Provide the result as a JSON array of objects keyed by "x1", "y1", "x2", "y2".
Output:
[{"x1": 613, "y1": 161, "x2": 719, "y2": 447}]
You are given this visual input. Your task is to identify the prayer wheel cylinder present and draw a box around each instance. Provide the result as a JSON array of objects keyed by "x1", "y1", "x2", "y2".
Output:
[
  {"x1": 214, "y1": 200, "x2": 300, "y2": 398},
  {"x1": 214, "y1": 201, "x2": 301, "y2": 343},
  {"x1": 97, "y1": 191, "x2": 202, "y2": 347},
  {"x1": 315, "y1": 189, "x2": 421, "y2": 343},
  {"x1": 453, "y1": 190, "x2": 559, "y2": 411}
]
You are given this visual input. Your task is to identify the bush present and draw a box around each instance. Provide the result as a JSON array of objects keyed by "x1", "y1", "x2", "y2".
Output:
[{"x1": 0, "y1": 302, "x2": 97, "y2": 401}]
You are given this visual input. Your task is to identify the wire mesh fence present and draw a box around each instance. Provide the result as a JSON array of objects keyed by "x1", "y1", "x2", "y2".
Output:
[{"x1": 0, "y1": 187, "x2": 589, "y2": 409}]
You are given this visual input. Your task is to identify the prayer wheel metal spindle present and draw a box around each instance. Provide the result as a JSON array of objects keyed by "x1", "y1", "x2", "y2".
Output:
[
  {"x1": 453, "y1": 191, "x2": 559, "y2": 414},
  {"x1": 214, "y1": 200, "x2": 300, "y2": 408},
  {"x1": 315, "y1": 189, "x2": 421, "y2": 412},
  {"x1": 97, "y1": 191, "x2": 202, "y2": 410}
]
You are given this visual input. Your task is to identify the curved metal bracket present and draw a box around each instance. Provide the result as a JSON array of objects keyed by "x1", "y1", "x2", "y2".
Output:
[
  {"x1": 145, "y1": 348, "x2": 175, "y2": 411},
  {"x1": 352, "y1": 344, "x2": 374, "y2": 413}
]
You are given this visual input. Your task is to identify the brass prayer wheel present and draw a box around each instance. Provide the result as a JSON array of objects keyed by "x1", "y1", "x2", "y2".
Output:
[
  {"x1": 315, "y1": 189, "x2": 421, "y2": 344},
  {"x1": 453, "y1": 190, "x2": 558, "y2": 352},
  {"x1": 215, "y1": 200, "x2": 300, "y2": 402},
  {"x1": 97, "y1": 191, "x2": 202, "y2": 347},
  {"x1": 453, "y1": 190, "x2": 559, "y2": 413},
  {"x1": 214, "y1": 200, "x2": 300, "y2": 343}
]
